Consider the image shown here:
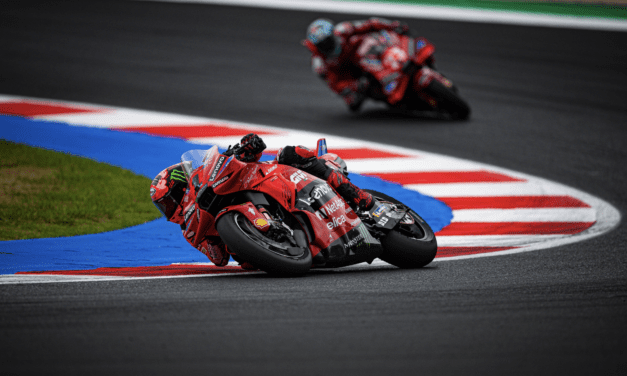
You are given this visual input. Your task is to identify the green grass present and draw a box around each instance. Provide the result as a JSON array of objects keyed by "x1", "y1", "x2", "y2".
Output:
[
  {"x1": 0, "y1": 140, "x2": 161, "y2": 240},
  {"x1": 341, "y1": 0, "x2": 627, "y2": 19}
]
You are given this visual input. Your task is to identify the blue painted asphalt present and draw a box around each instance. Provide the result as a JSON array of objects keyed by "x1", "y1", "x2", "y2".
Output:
[{"x1": 0, "y1": 114, "x2": 452, "y2": 274}]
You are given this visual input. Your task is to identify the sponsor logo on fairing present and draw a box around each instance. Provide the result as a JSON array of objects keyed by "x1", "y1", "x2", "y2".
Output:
[
  {"x1": 266, "y1": 164, "x2": 278, "y2": 174},
  {"x1": 209, "y1": 156, "x2": 226, "y2": 182},
  {"x1": 416, "y1": 40, "x2": 426, "y2": 50},
  {"x1": 217, "y1": 155, "x2": 234, "y2": 177},
  {"x1": 327, "y1": 215, "x2": 347, "y2": 230},
  {"x1": 324, "y1": 197, "x2": 346, "y2": 214},
  {"x1": 343, "y1": 233, "x2": 365, "y2": 250},
  {"x1": 290, "y1": 170, "x2": 307, "y2": 184},
  {"x1": 372, "y1": 205, "x2": 386, "y2": 218},
  {"x1": 184, "y1": 204, "x2": 196, "y2": 223},
  {"x1": 150, "y1": 187, "x2": 156, "y2": 197},
  {"x1": 312, "y1": 183, "x2": 333, "y2": 200},
  {"x1": 170, "y1": 169, "x2": 187, "y2": 183},
  {"x1": 211, "y1": 174, "x2": 230, "y2": 188},
  {"x1": 254, "y1": 218, "x2": 269, "y2": 228},
  {"x1": 299, "y1": 198, "x2": 315, "y2": 207}
]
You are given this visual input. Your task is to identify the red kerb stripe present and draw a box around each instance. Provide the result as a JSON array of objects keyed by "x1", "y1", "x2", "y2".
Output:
[
  {"x1": 366, "y1": 171, "x2": 524, "y2": 185},
  {"x1": 116, "y1": 125, "x2": 284, "y2": 139},
  {"x1": 0, "y1": 101, "x2": 104, "y2": 116},
  {"x1": 436, "y1": 246, "x2": 517, "y2": 258},
  {"x1": 16, "y1": 265, "x2": 252, "y2": 277},
  {"x1": 438, "y1": 196, "x2": 591, "y2": 209},
  {"x1": 263, "y1": 147, "x2": 413, "y2": 160},
  {"x1": 436, "y1": 222, "x2": 595, "y2": 236}
]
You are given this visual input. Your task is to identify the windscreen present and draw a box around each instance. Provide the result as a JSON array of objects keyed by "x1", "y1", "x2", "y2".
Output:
[{"x1": 181, "y1": 145, "x2": 219, "y2": 179}]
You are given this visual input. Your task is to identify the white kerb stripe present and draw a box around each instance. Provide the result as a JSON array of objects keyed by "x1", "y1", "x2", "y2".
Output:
[{"x1": 450, "y1": 208, "x2": 596, "y2": 223}]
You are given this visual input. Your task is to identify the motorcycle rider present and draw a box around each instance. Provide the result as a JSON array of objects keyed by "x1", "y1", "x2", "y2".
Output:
[
  {"x1": 150, "y1": 133, "x2": 374, "y2": 268},
  {"x1": 303, "y1": 17, "x2": 411, "y2": 112}
]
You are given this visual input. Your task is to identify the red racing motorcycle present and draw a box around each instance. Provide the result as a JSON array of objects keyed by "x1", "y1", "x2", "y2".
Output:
[
  {"x1": 180, "y1": 139, "x2": 437, "y2": 275},
  {"x1": 305, "y1": 30, "x2": 471, "y2": 119}
]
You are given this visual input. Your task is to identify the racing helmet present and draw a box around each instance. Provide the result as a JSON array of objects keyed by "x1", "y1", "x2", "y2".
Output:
[
  {"x1": 150, "y1": 163, "x2": 188, "y2": 224},
  {"x1": 306, "y1": 18, "x2": 340, "y2": 57}
]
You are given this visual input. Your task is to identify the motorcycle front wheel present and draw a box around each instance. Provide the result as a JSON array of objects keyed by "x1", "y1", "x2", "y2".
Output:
[
  {"x1": 216, "y1": 211, "x2": 312, "y2": 276},
  {"x1": 365, "y1": 190, "x2": 438, "y2": 268},
  {"x1": 425, "y1": 79, "x2": 471, "y2": 120}
]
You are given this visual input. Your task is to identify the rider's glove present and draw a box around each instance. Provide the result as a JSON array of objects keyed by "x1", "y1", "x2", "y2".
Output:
[{"x1": 238, "y1": 133, "x2": 266, "y2": 162}]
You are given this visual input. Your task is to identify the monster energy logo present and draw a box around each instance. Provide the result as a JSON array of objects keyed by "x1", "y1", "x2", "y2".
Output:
[{"x1": 170, "y1": 170, "x2": 187, "y2": 182}]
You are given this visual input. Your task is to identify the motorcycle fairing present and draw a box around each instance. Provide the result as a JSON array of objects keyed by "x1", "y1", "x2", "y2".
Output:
[
  {"x1": 319, "y1": 223, "x2": 382, "y2": 268},
  {"x1": 293, "y1": 178, "x2": 381, "y2": 264}
]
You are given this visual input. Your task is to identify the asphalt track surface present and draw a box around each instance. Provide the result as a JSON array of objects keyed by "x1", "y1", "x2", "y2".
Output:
[{"x1": 1, "y1": 1, "x2": 627, "y2": 375}]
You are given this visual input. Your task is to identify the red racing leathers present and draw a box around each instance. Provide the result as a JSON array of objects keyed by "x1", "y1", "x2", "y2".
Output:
[{"x1": 303, "y1": 18, "x2": 410, "y2": 110}]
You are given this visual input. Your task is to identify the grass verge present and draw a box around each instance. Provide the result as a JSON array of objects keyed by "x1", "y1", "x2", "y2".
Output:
[
  {"x1": 0, "y1": 140, "x2": 161, "y2": 240},
  {"x1": 344, "y1": 0, "x2": 627, "y2": 19}
]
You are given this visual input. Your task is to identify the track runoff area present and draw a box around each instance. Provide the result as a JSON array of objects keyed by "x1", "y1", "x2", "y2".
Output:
[{"x1": 0, "y1": 96, "x2": 620, "y2": 284}]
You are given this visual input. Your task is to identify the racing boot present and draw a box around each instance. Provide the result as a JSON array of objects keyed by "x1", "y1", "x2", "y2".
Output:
[
  {"x1": 326, "y1": 169, "x2": 374, "y2": 212},
  {"x1": 277, "y1": 145, "x2": 374, "y2": 212}
]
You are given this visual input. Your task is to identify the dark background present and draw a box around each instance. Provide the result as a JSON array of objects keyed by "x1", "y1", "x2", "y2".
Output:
[{"x1": 1, "y1": 1, "x2": 626, "y2": 375}]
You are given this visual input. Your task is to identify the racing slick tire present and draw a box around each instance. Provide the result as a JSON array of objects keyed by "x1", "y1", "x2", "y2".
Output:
[
  {"x1": 425, "y1": 79, "x2": 471, "y2": 120},
  {"x1": 216, "y1": 211, "x2": 312, "y2": 276},
  {"x1": 365, "y1": 190, "x2": 438, "y2": 269}
]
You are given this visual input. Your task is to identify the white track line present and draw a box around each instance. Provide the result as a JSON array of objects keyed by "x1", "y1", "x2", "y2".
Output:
[
  {"x1": 451, "y1": 208, "x2": 597, "y2": 223},
  {"x1": 140, "y1": 0, "x2": 627, "y2": 32}
]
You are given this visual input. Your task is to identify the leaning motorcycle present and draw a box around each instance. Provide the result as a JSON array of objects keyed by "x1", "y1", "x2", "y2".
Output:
[
  {"x1": 180, "y1": 139, "x2": 437, "y2": 275},
  {"x1": 304, "y1": 30, "x2": 470, "y2": 119}
]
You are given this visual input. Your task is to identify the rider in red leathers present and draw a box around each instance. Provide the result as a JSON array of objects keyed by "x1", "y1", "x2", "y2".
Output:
[
  {"x1": 150, "y1": 134, "x2": 374, "y2": 269},
  {"x1": 302, "y1": 17, "x2": 411, "y2": 112}
]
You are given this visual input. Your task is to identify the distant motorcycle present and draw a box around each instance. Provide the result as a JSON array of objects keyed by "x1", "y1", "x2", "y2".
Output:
[
  {"x1": 305, "y1": 30, "x2": 471, "y2": 119},
  {"x1": 180, "y1": 139, "x2": 437, "y2": 275}
]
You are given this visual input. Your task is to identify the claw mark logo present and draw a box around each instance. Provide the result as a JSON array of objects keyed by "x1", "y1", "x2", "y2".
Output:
[
  {"x1": 170, "y1": 170, "x2": 187, "y2": 183},
  {"x1": 290, "y1": 170, "x2": 307, "y2": 184}
]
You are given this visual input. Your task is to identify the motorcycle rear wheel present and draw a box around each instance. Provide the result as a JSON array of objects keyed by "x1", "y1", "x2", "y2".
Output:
[
  {"x1": 216, "y1": 212, "x2": 312, "y2": 276},
  {"x1": 365, "y1": 190, "x2": 438, "y2": 268},
  {"x1": 425, "y1": 79, "x2": 471, "y2": 120}
]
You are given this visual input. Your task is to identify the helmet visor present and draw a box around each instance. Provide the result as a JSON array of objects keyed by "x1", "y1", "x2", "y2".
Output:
[
  {"x1": 155, "y1": 194, "x2": 180, "y2": 220},
  {"x1": 316, "y1": 35, "x2": 336, "y2": 56}
]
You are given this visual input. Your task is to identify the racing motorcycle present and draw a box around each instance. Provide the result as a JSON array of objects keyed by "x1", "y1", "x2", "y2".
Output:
[
  {"x1": 305, "y1": 30, "x2": 470, "y2": 119},
  {"x1": 180, "y1": 139, "x2": 437, "y2": 275}
]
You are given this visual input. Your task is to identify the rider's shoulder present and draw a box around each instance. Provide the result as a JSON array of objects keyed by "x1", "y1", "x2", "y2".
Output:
[{"x1": 334, "y1": 21, "x2": 354, "y2": 36}]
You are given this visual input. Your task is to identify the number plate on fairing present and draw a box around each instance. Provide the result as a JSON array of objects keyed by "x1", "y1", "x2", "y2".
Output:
[{"x1": 369, "y1": 202, "x2": 408, "y2": 230}]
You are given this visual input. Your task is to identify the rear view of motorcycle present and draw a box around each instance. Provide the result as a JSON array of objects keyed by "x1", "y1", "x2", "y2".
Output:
[{"x1": 177, "y1": 139, "x2": 437, "y2": 276}]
